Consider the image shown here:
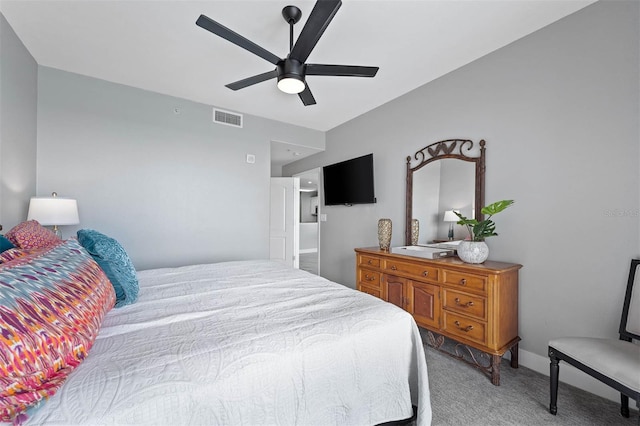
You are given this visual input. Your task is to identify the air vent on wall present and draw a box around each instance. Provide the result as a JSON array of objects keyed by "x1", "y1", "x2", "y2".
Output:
[{"x1": 213, "y1": 108, "x2": 243, "y2": 128}]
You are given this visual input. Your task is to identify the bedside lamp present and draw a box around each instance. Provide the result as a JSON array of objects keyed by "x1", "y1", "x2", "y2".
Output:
[
  {"x1": 443, "y1": 210, "x2": 459, "y2": 241},
  {"x1": 27, "y1": 192, "x2": 79, "y2": 238}
]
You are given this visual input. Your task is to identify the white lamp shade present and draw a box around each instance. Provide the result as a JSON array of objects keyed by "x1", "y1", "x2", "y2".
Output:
[
  {"x1": 27, "y1": 197, "x2": 79, "y2": 225},
  {"x1": 277, "y1": 77, "x2": 305, "y2": 94},
  {"x1": 443, "y1": 210, "x2": 459, "y2": 222}
]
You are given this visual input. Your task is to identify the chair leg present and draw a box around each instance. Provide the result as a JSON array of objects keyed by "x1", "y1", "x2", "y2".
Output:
[
  {"x1": 549, "y1": 356, "x2": 559, "y2": 415},
  {"x1": 621, "y1": 394, "x2": 629, "y2": 418}
]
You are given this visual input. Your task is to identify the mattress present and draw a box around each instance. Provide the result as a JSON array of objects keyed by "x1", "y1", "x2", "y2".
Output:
[{"x1": 24, "y1": 260, "x2": 431, "y2": 425}]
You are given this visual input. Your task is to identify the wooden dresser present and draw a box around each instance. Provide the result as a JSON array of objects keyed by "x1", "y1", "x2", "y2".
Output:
[{"x1": 355, "y1": 247, "x2": 522, "y2": 385}]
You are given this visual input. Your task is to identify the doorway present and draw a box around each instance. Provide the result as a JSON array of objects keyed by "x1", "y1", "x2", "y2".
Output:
[{"x1": 294, "y1": 168, "x2": 321, "y2": 275}]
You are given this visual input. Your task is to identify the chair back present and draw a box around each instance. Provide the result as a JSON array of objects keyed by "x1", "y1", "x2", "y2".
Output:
[{"x1": 619, "y1": 259, "x2": 640, "y2": 341}]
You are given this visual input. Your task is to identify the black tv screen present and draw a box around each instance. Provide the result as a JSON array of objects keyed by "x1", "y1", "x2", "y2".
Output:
[{"x1": 323, "y1": 153, "x2": 376, "y2": 206}]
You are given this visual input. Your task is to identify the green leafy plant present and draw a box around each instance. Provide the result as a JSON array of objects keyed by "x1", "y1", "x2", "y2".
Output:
[{"x1": 454, "y1": 200, "x2": 514, "y2": 241}]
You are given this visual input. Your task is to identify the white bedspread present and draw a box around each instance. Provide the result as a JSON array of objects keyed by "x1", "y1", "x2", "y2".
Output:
[{"x1": 26, "y1": 260, "x2": 431, "y2": 425}]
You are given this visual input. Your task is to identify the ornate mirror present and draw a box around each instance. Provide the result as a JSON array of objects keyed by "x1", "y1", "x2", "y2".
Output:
[{"x1": 405, "y1": 139, "x2": 485, "y2": 245}]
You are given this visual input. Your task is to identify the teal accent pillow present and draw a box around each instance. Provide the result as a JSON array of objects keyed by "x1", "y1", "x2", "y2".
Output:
[
  {"x1": 77, "y1": 229, "x2": 138, "y2": 307},
  {"x1": 0, "y1": 235, "x2": 15, "y2": 253}
]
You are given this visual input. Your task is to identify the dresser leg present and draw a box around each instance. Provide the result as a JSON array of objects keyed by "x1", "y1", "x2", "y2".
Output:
[
  {"x1": 491, "y1": 354, "x2": 502, "y2": 386},
  {"x1": 510, "y1": 342, "x2": 519, "y2": 368}
]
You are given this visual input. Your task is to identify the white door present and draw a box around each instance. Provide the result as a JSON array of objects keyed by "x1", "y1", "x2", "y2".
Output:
[{"x1": 269, "y1": 177, "x2": 299, "y2": 268}]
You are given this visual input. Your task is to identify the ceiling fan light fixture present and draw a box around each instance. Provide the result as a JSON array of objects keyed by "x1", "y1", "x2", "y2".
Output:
[
  {"x1": 277, "y1": 58, "x2": 306, "y2": 94},
  {"x1": 277, "y1": 76, "x2": 305, "y2": 94}
]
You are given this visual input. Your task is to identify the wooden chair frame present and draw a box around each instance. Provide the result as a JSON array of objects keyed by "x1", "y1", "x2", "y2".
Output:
[{"x1": 548, "y1": 259, "x2": 640, "y2": 419}]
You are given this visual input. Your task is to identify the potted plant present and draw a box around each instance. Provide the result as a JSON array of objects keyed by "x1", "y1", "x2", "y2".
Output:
[{"x1": 454, "y1": 199, "x2": 514, "y2": 263}]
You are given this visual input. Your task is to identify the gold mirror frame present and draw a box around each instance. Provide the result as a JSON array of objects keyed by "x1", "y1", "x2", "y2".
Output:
[{"x1": 405, "y1": 139, "x2": 486, "y2": 245}]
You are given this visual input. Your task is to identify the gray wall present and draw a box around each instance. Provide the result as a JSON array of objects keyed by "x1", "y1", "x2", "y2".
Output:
[
  {"x1": 0, "y1": 13, "x2": 37, "y2": 230},
  {"x1": 36, "y1": 67, "x2": 323, "y2": 270},
  {"x1": 285, "y1": 0, "x2": 639, "y2": 369}
]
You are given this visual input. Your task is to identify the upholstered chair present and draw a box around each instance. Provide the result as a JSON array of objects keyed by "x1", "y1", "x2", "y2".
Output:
[{"x1": 548, "y1": 259, "x2": 640, "y2": 421}]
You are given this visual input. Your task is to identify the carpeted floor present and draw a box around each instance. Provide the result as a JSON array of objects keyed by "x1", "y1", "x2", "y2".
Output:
[{"x1": 422, "y1": 333, "x2": 638, "y2": 425}]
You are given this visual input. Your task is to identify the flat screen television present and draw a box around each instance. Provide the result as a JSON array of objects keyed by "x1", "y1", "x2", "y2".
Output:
[{"x1": 323, "y1": 153, "x2": 376, "y2": 206}]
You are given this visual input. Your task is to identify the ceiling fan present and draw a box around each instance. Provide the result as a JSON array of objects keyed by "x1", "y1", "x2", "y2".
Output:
[{"x1": 196, "y1": 0, "x2": 379, "y2": 106}]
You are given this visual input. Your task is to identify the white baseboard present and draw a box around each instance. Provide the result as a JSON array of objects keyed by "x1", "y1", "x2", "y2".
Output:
[{"x1": 519, "y1": 349, "x2": 620, "y2": 403}]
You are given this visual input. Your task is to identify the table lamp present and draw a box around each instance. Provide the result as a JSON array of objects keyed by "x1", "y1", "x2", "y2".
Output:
[
  {"x1": 443, "y1": 210, "x2": 459, "y2": 241},
  {"x1": 27, "y1": 192, "x2": 79, "y2": 238}
]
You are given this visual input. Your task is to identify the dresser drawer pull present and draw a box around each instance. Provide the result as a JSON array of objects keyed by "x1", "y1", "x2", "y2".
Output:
[
  {"x1": 390, "y1": 265, "x2": 397, "y2": 271},
  {"x1": 454, "y1": 321, "x2": 474, "y2": 332},
  {"x1": 459, "y1": 278, "x2": 467, "y2": 286},
  {"x1": 367, "y1": 259, "x2": 373, "y2": 265},
  {"x1": 454, "y1": 298, "x2": 474, "y2": 308},
  {"x1": 422, "y1": 271, "x2": 429, "y2": 277},
  {"x1": 365, "y1": 274, "x2": 376, "y2": 281}
]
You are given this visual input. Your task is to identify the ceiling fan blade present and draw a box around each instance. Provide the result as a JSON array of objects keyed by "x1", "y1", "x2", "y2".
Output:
[
  {"x1": 196, "y1": 15, "x2": 281, "y2": 65},
  {"x1": 289, "y1": 0, "x2": 341, "y2": 64},
  {"x1": 306, "y1": 64, "x2": 379, "y2": 77},
  {"x1": 226, "y1": 70, "x2": 278, "y2": 91},
  {"x1": 298, "y1": 84, "x2": 316, "y2": 106}
]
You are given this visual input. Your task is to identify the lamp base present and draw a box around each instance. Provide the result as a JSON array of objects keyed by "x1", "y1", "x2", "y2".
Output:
[{"x1": 52, "y1": 225, "x2": 62, "y2": 239}]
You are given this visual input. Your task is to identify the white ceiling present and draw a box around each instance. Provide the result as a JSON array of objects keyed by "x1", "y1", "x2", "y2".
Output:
[{"x1": 1, "y1": 0, "x2": 595, "y2": 134}]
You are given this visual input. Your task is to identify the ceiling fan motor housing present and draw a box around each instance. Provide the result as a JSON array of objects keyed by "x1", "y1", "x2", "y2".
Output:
[{"x1": 277, "y1": 59, "x2": 305, "y2": 82}]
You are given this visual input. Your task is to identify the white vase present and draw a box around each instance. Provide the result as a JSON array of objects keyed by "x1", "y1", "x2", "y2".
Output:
[{"x1": 457, "y1": 241, "x2": 489, "y2": 264}]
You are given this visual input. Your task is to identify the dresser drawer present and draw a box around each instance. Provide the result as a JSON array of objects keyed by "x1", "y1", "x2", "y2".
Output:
[
  {"x1": 442, "y1": 311, "x2": 487, "y2": 345},
  {"x1": 358, "y1": 268, "x2": 381, "y2": 288},
  {"x1": 358, "y1": 283, "x2": 382, "y2": 299},
  {"x1": 442, "y1": 270, "x2": 487, "y2": 293},
  {"x1": 384, "y1": 259, "x2": 439, "y2": 281},
  {"x1": 442, "y1": 289, "x2": 486, "y2": 320},
  {"x1": 358, "y1": 255, "x2": 381, "y2": 268}
]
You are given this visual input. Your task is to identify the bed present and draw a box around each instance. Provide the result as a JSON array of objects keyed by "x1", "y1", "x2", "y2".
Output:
[{"x1": 0, "y1": 224, "x2": 431, "y2": 425}]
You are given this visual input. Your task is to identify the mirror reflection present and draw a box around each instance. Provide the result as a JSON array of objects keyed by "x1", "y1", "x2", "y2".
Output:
[{"x1": 412, "y1": 159, "x2": 475, "y2": 243}]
